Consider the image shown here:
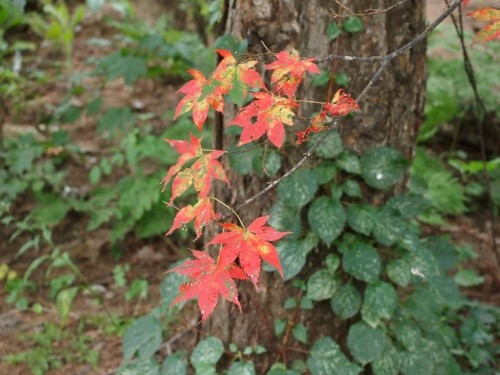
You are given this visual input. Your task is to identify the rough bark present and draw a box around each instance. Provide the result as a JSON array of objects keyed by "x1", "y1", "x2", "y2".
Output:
[{"x1": 204, "y1": 0, "x2": 426, "y2": 368}]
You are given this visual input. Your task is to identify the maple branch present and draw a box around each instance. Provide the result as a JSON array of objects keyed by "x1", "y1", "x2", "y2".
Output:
[
  {"x1": 234, "y1": 0, "x2": 461, "y2": 212},
  {"x1": 316, "y1": 0, "x2": 461, "y2": 63}
]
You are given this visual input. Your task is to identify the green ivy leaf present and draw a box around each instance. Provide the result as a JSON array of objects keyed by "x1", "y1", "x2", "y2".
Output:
[
  {"x1": 347, "y1": 204, "x2": 376, "y2": 236},
  {"x1": 190, "y1": 337, "x2": 224, "y2": 374},
  {"x1": 160, "y1": 265, "x2": 188, "y2": 311},
  {"x1": 386, "y1": 194, "x2": 432, "y2": 219},
  {"x1": 227, "y1": 361, "x2": 256, "y2": 375},
  {"x1": 257, "y1": 149, "x2": 282, "y2": 176},
  {"x1": 292, "y1": 323, "x2": 308, "y2": 344},
  {"x1": 327, "y1": 22, "x2": 341, "y2": 40},
  {"x1": 344, "y1": 16, "x2": 363, "y2": 33},
  {"x1": 161, "y1": 353, "x2": 187, "y2": 375},
  {"x1": 342, "y1": 180, "x2": 362, "y2": 198},
  {"x1": 347, "y1": 322, "x2": 388, "y2": 365},
  {"x1": 326, "y1": 254, "x2": 340, "y2": 273},
  {"x1": 310, "y1": 131, "x2": 344, "y2": 159},
  {"x1": 275, "y1": 234, "x2": 318, "y2": 280},
  {"x1": 361, "y1": 281, "x2": 398, "y2": 328},
  {"x1": 307, "y1": 337, "x2": 361, "y2": 375},
  {"x1": 330, "y1": 283, "x2": 362, "y2": 320},
  {"x1": 308, "y1": 197, "x2": 345, "y2": 246},
  {"x1": 269, "y1": 200, "x2": 302, "y2": 239},
  {"x1": 314, "y1": 161, "x2": 337, "y2": 184},
  {"x1": 275, "y1": 319, "x2": 286, "y2": 337},
  {"x1": 337, "y1": 150, "x2": 360, "y2": 174},
  {"x1": 360, "y1": 147, "x2": 407, "y2": 190},
  {"x1": 229, "y1": 144, "x2": 262, "y2": 175},
  {"x1": 454, "y1": 269, "x2": 484, "y2": 287},
  {"x1": 278, "y1": 169, "x2": 318, "y2": 208},
  {"x1": 372, "y1": 345, "x2": 402, "y2": 375},
  {"x1": 386, "y1": 257, "x2": 411, "y2": 287},
  {"x1": 307, "y1": 270, "x2": 338, "y2": 301},
  {"x1": 401, "y1": 350, "x2": 434, "y2": 375},
  {"x1": 341, "y1": 239, "x2": 381, "y2": 283},
  {"x1": 372, "y1": 207, "x2": 409, "y2": 247},
  {"x1": 123, "y1": 315, "x2": 162, "y2": 361}
]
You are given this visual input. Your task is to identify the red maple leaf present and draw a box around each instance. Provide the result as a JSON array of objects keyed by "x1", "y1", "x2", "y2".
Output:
[
  {"x1": 295, "y1": 89, "x2": 358, "y2": 144},
  {"x1": 169, "y1": 250, "x2": 248, "y2": 321},
  {"x1": 161, "y1": 134, "x2": 229, "y2": 204},
  {"x1": 174, "y1": 69, "x2": 224, "y2": 130},
  {"x1": 265, "y1": 49, "x2": 320, "y2": 98},
  {"x1": 467, "y1": 8, "x2": 500, "y2": 43},
  {"x1": 232, "y1": 92, "x2": 298, "y2": 147},
  {"x1": 212, "y1": 49, "x2": 265, "y2": 104},
  {"x1": 166, "y1": 197, "x2": 220, "y2": 239},
  {"x1": 208, "y1": 215, "x2": 290, "y2": 287},
  {"x1": 323, "y1": 89, "x2": 359, "y2": 117}
]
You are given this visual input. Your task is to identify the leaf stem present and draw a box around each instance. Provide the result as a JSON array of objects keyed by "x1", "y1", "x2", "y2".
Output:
[{"x1": 211, "y1": 196, "x2": 246, "y2": 229}]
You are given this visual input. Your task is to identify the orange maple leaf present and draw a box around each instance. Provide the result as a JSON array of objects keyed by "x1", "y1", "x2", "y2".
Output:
[
  {"x1": 161, "y1": 134, "x2": 228, "y2": 204},
  {"x1": 166, "y1": 197, "x2": 220, "y2": 239},
  {"x1": 174, "y1": 70, "x2": 224, "y2": 130},
  {"x1": 468, "y1": 8, "x2": 500, "y2": 43},
  {"x1": 265, "y1": 49, "x2": 320, "y2": 98},
  {"x1": 168, "y1": 250, "x2": 248, "y2": 321},
  {"x1": 232, "y1": 92, "x2": 298, "y2": 147}
]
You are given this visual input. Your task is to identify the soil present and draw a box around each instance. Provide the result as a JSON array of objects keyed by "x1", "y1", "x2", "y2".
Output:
[{"x1": 1, "y1": 1, "x2": 499, "y2": 374}]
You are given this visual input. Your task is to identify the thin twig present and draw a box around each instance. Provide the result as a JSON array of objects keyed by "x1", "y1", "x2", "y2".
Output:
[{"x1": 331, "y1": 0, "x2": 410, "y2": 18}]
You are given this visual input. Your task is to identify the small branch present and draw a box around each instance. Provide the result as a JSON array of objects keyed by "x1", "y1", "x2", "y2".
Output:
[{"x1": 233, "y1": 0, "x2": 461, "y2": 213}]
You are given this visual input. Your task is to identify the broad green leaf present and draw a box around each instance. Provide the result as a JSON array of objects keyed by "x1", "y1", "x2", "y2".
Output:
[
  {"x1": 347, "y1": 204, "x2": 376, "y2": 236},
  {"x1": 190, "y1": 337, "x2": 224, "y2": 374},
  {"x1": 387, "y1": 258, "x2": 411, "y2": 287},
  {"x1": 424, "y1": 236, "x2": 458, "y2": 272},
  {"x1": 266, "y1": 363, "x2": 301, "y2": 375},
  {"x1": 330, "y1": 283, "x2": 361, "y2": 320},
  {"x1": 118, "y1": 358, "x2": 159, "y2": 375},
  {"x1": 274, "y1": 234, "x2": 318, "y2": 280},
  {"x1": 292, "y1": 323, "x2": 308, "y2": 344},
  {"x1": 401, "y1": 350, "x2": 434, "y2": 375},
  {"x1": 431, "y1": 275, "x2": 462, "y2": 308},
  {"x1": 229, "y1": 144, "x2": 262, "y2": 175},
  {"x1": 326, "y1": 254, "x2": 340, "y2": 273},
  {"x1": 406, "y1": 288, "x2": 442, "y2": 331},
  {"x1": 337, "y1": 150, "x2": 361, "y2": 174},
  {"x1": 454, "y1": 269, "x2": 484, "y2": 287},
  {"x1": 314, "y1": 160, "x2": 337, "y2": 184},
  {"x1": 361, "y1": 281, "x2": 398, "y2": 328},
  {"x1": 341, "y1": 239, "x2": 381, "y2": 283},
  {"x1": 123, "y1": 315, "x2": 162, "y2": 361},
  {"x1": 372, "y1": 207, "x2": 410, "y2": 247},
  {"x1": 269, "y1": 200, "x2": 302, "y2": 239},
  {"x1": 344, "y1": 16, "x2": 363, "y2": 33},
  {"x1": 308, "y1": 337, "x2": 361, "y2": 375},
  {"x1": 308, "y1": 197, "x2": 345, "y2": 246},
  {"x1": 372, "y1": 345, "x2": 402, "y2": 375},
  {"x1": 227, "y1": 361, "x2": 256, "y2": 375},
  {"x1": 307, "y1": 270, "x2": 337, "y2": 301},
  {"x1": 394, "y1": 322, "x2": 422, "y2": 351},
  {"x1": 160, "y1": 266, "x2": 188, "y2": 309},
  {"x1": 386, "y1": 195, "x2": 431, "y2": 219},
  {"x1": 32, "y1": 193, "x2": 71, "y2": 227},
  {"x1": 327, "y1": 22, "x2": 341, "y2": 40},
  {"x1": 360, "y1": 147, "x2": 407, "y2": 190},
  {"x1": 275, "y1": 319, "x2": 286, "y2": 337},
  {"x1": 258, "y1": 149, "x2": 282, "y2": 176},
  {"x1": 278, "y1": 169, "x2": 318, "y2": 208},
  {"x1": 342, "y1": 180, "x2": 362, "y2": 198},
  {"x1": 347, "y1": 322, "x2": 388, "y2": 364},
  {"x1": 161, "y1": 353, "x2": 187, "y2": 375},
  {"x1": 310, "y1": 131, "x2": 344, "y2": 159}
]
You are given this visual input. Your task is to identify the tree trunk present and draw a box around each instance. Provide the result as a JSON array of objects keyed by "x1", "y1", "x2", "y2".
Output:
[{"x1": 205, "y1": 0, "x2": 426, "y2": 369}]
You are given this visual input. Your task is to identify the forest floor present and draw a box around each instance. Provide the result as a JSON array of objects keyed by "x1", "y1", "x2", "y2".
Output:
[{"x1": 0, "y1": 1, "x2": 499, "y2": 374}]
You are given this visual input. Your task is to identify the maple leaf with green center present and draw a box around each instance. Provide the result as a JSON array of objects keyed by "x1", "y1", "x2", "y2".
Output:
[
  {"x1": 208, "y1": 215, "x2": 290, "y2": 287},
  {"x1": 212, "y1": 49, "x2": 265, "y2": 106},
  {"x1": 174, "y1": 69, "x2": 224, "y2": 130},
  {"x1": 169, "y1": 250, "x2": 248, "y2": 321},
  {"x1": 265, "y1": 49, "x2": 320, "y2": 98},
  {"x1": 166, "y1": 197, "x2": 220, "y2": 239},
  {"x1": 232, "y1": 92, "x2": 298, "y2": 147},
  {"x1": 467, "y1": 8, "x2": 500, "y2": 43},
  {"x1": 295, "y1": 89, "x2": 359, "y2": 144},
  {"x1": 161, "y1": 134, "x2": 228, "y2": 204}
]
